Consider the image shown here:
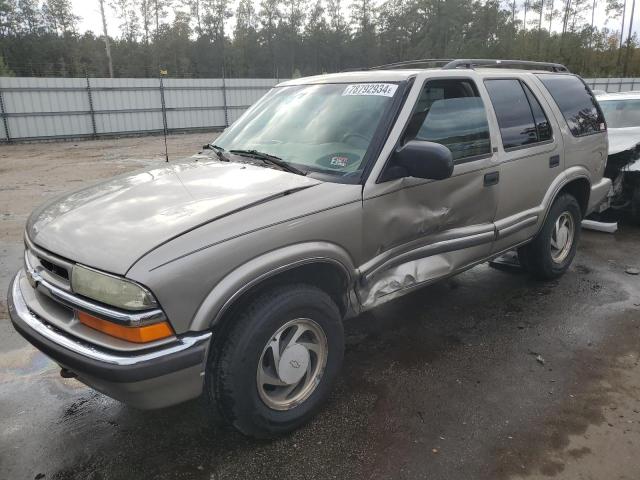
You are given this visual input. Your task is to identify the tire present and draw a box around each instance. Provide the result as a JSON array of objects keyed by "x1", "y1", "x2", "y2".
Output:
[
  {"x1": 206, "y1": 284, "x2": 344, "y2": 438},
  {"x1": 631, "y1": 186, "x2": 640, "y2": 225},
  {"x1": 519, "y1": 193, "x2": 582, "y2": 280}
]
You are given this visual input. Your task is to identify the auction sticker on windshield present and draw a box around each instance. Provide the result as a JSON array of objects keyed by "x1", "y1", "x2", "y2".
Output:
[{"x1": 342, "y1": 83, "x2": 398, "y2": 97}]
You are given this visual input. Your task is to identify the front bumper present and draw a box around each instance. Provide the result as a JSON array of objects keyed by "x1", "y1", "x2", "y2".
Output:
[{"x1": 8, "y1": 270, "x2": 212, "y2": 409}]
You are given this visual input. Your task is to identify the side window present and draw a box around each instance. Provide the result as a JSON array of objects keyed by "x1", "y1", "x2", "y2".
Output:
[
  {"x1": 404, "y1": 79, "x2": 491, "y2": 162},
  {"x1": 485, "y1": 79, "x2": 540, "y2": 149},
  {"x1": 538, "y1": 74, "x2": 606, "y2": 137},
  {"x1": 522, "y1": 82, "x2": 552, "y2": 142}
]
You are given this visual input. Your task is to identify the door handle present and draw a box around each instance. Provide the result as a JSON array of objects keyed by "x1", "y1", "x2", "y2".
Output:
[
  {"x1": 549, "y1": 155, "x2": 560, "y2": 168},
  {"x1": 484, "y1": 171, "x2": 500, "y2": 187}
]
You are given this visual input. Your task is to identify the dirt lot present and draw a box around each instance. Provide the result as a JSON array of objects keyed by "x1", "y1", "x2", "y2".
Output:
[{"x1": 1, "y1": 133, "x2": 640, "y2": 480}]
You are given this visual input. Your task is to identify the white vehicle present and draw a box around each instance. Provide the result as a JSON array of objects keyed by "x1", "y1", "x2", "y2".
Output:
[{"x1": 595, "y1": 91, "x2": 640, "y2": 222}]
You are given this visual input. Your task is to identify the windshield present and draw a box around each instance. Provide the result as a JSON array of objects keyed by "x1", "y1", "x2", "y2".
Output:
[
  {"x1": 599, "y1": 99, "x2": 640, "y2": 129},
  {"x1": 214, "y1": 83, "x2": 399, "y2": 178}
]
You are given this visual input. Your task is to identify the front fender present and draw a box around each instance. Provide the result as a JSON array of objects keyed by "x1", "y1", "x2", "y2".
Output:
[{"x1": 189, "y1": 242, "x2": 357, "y2": 331}]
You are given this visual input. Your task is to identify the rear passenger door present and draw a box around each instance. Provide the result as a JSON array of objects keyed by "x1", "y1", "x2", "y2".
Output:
[{"x1": 483, "y1": 76, "x2": 564, "y2": 253}]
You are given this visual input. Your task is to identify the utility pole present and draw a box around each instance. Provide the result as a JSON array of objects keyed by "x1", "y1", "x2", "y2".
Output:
[
  {"x1": 98, "y1": 0, "x2": 114, "y2": 78},
  {"x1": 538, "y1": 0, "x2": 545, "y2": 55},
  {"x1": 617, "y1": 0, "x2": 627, "y2": 72},
  {"x1": 155, "y1": 0, "x2": 161, "y2": 71},
  {"x1": 623, "y1": 0, "x2": 636, "y2": 76}
]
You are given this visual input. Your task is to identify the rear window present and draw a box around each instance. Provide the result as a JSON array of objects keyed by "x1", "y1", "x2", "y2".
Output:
[{"x1": 537, "y1": 74, "x2": 606, "y2": 137}]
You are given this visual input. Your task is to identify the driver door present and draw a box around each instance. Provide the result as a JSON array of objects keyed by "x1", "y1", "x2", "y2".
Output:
[{"x1": 358, "y1": 75, "x2": 500, "y2": 308}]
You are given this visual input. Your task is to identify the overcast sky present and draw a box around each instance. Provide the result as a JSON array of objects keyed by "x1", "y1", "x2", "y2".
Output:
[{"x1": 72, "y1": 0, "x2": 637, "y2": 40}]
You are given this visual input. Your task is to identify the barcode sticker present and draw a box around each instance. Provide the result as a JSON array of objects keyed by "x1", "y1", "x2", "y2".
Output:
[{"x1": 342, "y1": 83, "x2": 398, "y2": 97}]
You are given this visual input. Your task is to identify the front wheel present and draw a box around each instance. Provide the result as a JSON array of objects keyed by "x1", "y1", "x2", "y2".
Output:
[
  {"x1": 207, "y1": 284, "x2": 344, "y2": 438},
  {"x1": 518, "y1": 193, "x2": 582, "y2": 280}
]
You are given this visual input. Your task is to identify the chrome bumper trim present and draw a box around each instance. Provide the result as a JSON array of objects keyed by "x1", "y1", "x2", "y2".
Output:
[
  {"x1": 24, "y1": 252, "x2": 164, "y2": 326},
  {"x1": 10, "y1": 270, "x2": 212, "y2": 367}
]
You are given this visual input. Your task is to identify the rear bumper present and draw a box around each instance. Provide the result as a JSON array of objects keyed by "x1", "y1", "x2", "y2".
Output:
[
  {"x1": 8, "y1": 270, "x2": 212, "y2": 409},
  {"x1": 587, "y1": 177, "x2": 613, "y2": 214}
]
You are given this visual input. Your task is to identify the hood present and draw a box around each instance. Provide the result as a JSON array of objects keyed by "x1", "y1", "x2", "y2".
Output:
[
  {"x1": 28, "y1": 159, "x2": 320, "y2": 274},
  {"x1": 608, "y1": 127, "x2": 640, "y2": 155}
]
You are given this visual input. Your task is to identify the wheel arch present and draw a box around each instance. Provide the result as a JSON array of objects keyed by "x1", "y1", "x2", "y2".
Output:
[
  {"x1": 189, "y1": 242, "x2": 357, "y2": 334},
  {"x1": 556, "y1": 177, "x2": 591, "y2": 216},
  {"x1": 540, "y1": 171, "x2": 591, "y2": 228}
]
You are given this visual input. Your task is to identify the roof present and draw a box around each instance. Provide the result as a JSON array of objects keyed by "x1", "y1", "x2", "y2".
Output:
[
  {"x1": 278, "y1": 70, "x2": 422, "y2": 86},
  {"x1": 277, "y1": 68, "x2": 569, "y2": 87},
  {"x1": 277, "y1": 59, "x2": 571, "y2": 86}
]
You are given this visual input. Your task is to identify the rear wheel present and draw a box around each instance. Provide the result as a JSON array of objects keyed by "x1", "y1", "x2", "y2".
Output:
[
  {"x1": 207, "y1": 284, "x2": 344, "y2": 438},
  {"x1": 631, "y1": 186, "x2": 640, "y2": 225},
  {"x1": 519, "y1": 194, "x2": 582, "y2": 280}
]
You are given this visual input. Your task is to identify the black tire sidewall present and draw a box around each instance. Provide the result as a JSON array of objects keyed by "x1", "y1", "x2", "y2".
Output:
[
  {"x1": 632, "y1": 186, "x2": 640, "y2": 225},
  {"x1": 523, "y1": 194, "x2": 582, "y2": 280},
  {"x1": 210, "y1": 285, "x2": 344, "y2": 438}
]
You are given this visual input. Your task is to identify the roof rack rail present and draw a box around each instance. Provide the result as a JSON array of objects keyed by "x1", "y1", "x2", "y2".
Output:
[
  {"x1": 368, "y1": 59, "x2": 455, "y2": 70},
  {"x1": 351, "y1": 58, "x2": 569, "y2": 73},
  {"x1": 442, "y1": 59, "x2": 569, "y2": 72}
]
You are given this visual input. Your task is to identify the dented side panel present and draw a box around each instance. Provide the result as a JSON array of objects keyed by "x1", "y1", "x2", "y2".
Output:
[
  {"x1": 359, "y1": 162, "x2": 500, "y2": 308},
  {"x1": 358, "y1": 71, "x2": 502, "y2": 309}
]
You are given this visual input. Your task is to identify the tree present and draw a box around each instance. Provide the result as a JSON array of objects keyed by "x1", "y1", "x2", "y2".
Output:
[
  {"x1": 0, "y1": 54, "x2": 14, "y2": 74},
  {"x1": 258, "y1": 0, "x2": 281, "y2": 76},
  {"x1": 622, "y1": 0, "x2": 635, "y2": 75},
  {"x1": 180, "y1": 0, "x2": 202, "y2": 35},
  {"x1": 1, "y1": 0, "x2": 640, "y2": 79},
  {"x1": 350, "y1": 0, "x2": 377, "y2": 66},
  {"x1": 110, "y1": 0, "x2": 139, "y2": 42},
  {"x1": 139, "y1": 0, "x2": 152, "y2": 44},
  {"x1": 17, "y1": 0, "x2": 42, "y2": 34},
  {"x1": 233, "y1": 0, "x2": 259, "y2": 75},
  {"x1": 99, "y1": 0, "x2": 113, "y2": 77},
  {"x1": 42, "y1": 0, "x2": 78, "y2": 35},
  {"x1": 0, "y1": 0, "x2": 16, "y2": 37},
  {"x1": 606, "y1": 0, "x2": 626, "y2": 69}
]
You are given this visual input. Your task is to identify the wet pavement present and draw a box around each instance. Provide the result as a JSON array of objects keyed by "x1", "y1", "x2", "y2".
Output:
[{"x1": 1, "y1": 135, "x2": 640, "y2": 479}]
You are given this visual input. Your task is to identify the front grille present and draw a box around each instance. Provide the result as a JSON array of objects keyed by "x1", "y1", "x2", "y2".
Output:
[
  {"x1": 39, "y1": 257, "x2": 70, "y2": 281},
  {"x1": 25, "y1": 238, "x2": 74, "y2": 291}
]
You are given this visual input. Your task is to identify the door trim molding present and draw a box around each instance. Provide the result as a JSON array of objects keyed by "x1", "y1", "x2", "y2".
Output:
[
  {"x1": 359, "y1": 226, "x2": 496, "y2": 283},
  {"x1": 497, "y1": 215, "x2": 539, "y2": 239}
]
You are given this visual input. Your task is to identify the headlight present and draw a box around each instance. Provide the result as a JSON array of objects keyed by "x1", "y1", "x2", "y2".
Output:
[{"x1": 71, "y1": 265, "x2": 158, "y2": 311}]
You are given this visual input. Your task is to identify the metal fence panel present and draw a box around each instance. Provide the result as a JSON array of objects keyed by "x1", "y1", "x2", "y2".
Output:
[
  {"x1": 0, "y1": 76, "x2": 284, "y2": 142},
  {"x1": 8, "y1": 76, "x2": 634, "y2": 142},
  {"x1": 584, "y1": 78, "x2": 640, "y2": 93}
]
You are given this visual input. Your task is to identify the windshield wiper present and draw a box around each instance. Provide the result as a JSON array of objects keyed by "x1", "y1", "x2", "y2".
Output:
[
  {"x1": 208, "y1": 144, "x2": 230, "y2": 162},
  {"x1": 228, "y1": 149, "x2": 307, "y2": 176}
]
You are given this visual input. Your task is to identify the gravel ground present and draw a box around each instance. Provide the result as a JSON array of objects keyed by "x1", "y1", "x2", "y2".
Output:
[{"x1": 1, "y1": 133, "x2": 639, "y2": 480}]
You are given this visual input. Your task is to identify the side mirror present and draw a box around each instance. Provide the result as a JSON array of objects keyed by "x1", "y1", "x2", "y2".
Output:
[{"x1": 392, "y1": 140, "x2": 454, "y2": 180}]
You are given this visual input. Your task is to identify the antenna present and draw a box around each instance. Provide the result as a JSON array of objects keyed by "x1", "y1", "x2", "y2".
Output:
[{"x1": 159, "y1": 68, "x2": 169, "y2": 162}]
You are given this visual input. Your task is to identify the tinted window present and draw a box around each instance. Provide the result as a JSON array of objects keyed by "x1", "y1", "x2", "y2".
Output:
[
  {"x1": 538, "y1": 74, "x2": 606, "y2": 136},
  {"x1": 485, "y1": 79, "x2": 538, "y2": 149},
  {"x1": 405, "y1": 79, "x2": 491, "y2": 161},
  {"x1": 522, "y1": 83, "x2": 552, "y2": 141}
]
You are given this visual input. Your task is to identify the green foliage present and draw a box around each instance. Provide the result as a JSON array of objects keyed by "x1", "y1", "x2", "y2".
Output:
[
  {"x1": 0, "y1": 0, "x2": 637, "y2": 78},
  {"x1": 0, "y1": 54, "x2": 13, "y2": 75}
]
